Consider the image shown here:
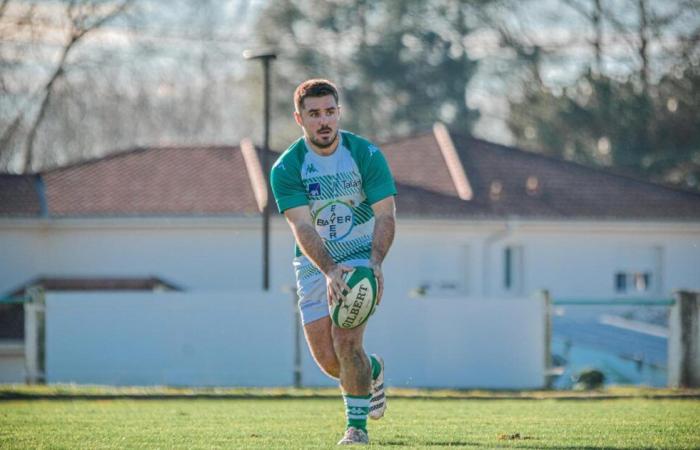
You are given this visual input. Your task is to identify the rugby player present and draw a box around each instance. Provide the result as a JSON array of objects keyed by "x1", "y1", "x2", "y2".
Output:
[{"x1": 271, "y1": 79, "x2": 397, "y2": 445}]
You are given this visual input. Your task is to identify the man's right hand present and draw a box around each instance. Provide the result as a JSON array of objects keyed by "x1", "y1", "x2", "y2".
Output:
[{"x1": 325, "y1": 264, "x2": 352, "y2": 306}]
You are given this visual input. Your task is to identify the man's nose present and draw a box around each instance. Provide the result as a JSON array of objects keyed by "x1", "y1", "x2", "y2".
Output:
[{"x1": 318, "y1": 114, "x2": 330, "y2": 126}]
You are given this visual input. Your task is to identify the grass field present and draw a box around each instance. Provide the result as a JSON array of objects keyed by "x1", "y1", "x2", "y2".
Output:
[{"x1": 1, "y1": 388, "x2": 699, "y2": 449}]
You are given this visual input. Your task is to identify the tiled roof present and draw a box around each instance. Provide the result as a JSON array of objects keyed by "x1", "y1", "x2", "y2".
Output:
[
  {"x1": 447, "y1": 133, "x2": 700, "y2": 219},
  {"x1": 382, "y1": 131, "x2": 459, "y2": 198},
  {"x1": 0, "y1": 128, "x2": 699, "y2": 220},
  {"x1": 42, "y1": 146, "x2": 261, "y2": 217},
  {"x1": 380, "y1": 129, "x2": 700, "y2": 220},
  {"x1": 4, "y1": 276, "x2": 182, "y2": 297}
]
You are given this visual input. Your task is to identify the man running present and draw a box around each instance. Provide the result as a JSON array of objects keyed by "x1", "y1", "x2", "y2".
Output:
[{"x1": 270, "y1": 79, "x2": 397, "y2": 445}]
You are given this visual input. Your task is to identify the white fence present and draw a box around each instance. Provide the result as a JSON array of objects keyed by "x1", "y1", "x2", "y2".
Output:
[
  {"x1": 45, "y1": 292, "x2": 295, "y2": 386},
  {"x1": 0, "y1": 341, "x2": 24, "y2": 383},
  {"x1": 43, "y1": 291, "x2": 546, "y2": 389},
  {"x1": 352, "y1": 296, "x2": 544, "y2": 389}
]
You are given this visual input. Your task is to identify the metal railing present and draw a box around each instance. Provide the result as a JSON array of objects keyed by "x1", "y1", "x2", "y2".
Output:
[
  {"x1": 0, "y1": 296, "x2": 30, "y2": 304},
  {"x1": 543, "y1": 291, "x2": 699, "y2": 389},
  {"x1": 553, "y1": 298, "x2": 675, "y2": 306}
]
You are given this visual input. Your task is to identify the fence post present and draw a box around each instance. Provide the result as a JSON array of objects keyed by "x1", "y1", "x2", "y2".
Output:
[
  {"x1": 537, "y1": 289, "x2": 553, "y2": 389},
  {"x1": 24, "y1": 286, "x2": 46, "y2": 384},
  {"x1": 288, "y1": 286, "x2": 302, "y2": 389},
  {"x1": 668, "y1": 290, "x2": 700, "y2": 388}
]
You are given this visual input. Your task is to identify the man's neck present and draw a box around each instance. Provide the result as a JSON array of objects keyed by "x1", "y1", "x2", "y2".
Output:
[{"x1": 306, "y1": 133, "x2": 340, "y2": 156}]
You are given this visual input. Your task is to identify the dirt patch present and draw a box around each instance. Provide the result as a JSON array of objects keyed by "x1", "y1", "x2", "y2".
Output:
[{"x1": 497, "y1": 432, "x2": 534, "y2": 441}]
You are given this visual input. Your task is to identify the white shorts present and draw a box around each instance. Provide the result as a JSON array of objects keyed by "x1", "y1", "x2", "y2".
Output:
[{"x1": 294, "y1": 258, "x2": 370, "y2": 326}]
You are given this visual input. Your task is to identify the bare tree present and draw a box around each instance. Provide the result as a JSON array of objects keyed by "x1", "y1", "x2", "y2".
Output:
[
  {"x1": 1, "y1": 0, "x2": 260, "y2": 173},
  {"x1": 0, "y1": 0, "x2": 133, "y2": 173}
]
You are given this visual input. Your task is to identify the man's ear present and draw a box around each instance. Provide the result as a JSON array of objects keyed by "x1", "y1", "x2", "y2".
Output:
[{"x1": 293, "y1": 110, "x2": 303, "y2": 127}]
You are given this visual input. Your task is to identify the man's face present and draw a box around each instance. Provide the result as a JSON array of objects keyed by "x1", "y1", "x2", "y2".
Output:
[{"x1": 294, "y1": 95, "x2": 340, "y2": 149}]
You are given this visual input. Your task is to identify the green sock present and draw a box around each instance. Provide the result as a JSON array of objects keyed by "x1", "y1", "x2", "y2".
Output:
[
  {"x1": 369, "y1": 354, "x2": 381, "y2": 381},
  {"x1": 343, "y1": 393, "x2": 370, "y2": 432}
]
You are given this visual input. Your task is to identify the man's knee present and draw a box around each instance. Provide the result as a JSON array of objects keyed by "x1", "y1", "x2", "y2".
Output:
[{"x1": 332, "y1": 328, "x2": 364, "y2": 357}]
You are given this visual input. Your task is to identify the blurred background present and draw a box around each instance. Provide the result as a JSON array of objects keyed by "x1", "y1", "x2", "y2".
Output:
[
  {"x1": 1, "y1": 0, "x2": 699, "y2": 391},
  {"x1": 1, "y1": 0, "x2": 698, "y2": 190}
]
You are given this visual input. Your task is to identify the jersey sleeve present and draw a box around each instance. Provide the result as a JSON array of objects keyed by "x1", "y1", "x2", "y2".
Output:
[
  {"x1": 361, "y1": 144, "x2": 397, "y2": 205},
  {"x1": 270, "y1": 159, "x2": 308, "y2": 213}
]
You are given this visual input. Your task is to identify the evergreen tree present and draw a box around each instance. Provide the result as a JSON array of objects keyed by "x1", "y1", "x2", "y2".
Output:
[
  {"x1": 252, "y1": 0, "x2": 482, "y2": 143},
  {"x1": 504, "y1": 0, "x2": 700, "y2": 190}
]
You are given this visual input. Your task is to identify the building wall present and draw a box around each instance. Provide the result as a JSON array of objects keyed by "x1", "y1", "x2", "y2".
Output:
[
  {"x1": 492, "y1": 222, "x2": 700, "y2": 300},
  {"x1": 388, "y1": 220, "x2": 700, "y2": 302},
  {"x1": 0, "y1": 218, "x2": 297, "y2": 294},
  {"x1": 1, "y1": 218, "x2": 699, "y2": 301}
]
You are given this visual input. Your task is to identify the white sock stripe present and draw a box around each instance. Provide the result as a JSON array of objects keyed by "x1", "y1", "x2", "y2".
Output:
[{"x1": 344, "y1": 396, "x2": 371, "y2": 408}]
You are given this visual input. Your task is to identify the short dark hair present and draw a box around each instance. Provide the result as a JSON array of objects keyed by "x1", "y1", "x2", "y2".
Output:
[{"x1": 294, "y1": 79, "x2": 339, "y2": 112}]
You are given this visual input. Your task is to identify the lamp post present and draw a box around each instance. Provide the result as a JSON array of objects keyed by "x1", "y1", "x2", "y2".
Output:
[{"x1": 243, "y1": 49, "x2": 276, "y2": 291}]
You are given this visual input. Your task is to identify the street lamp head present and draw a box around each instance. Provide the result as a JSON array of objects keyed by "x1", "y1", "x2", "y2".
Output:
[{"x1": 243, "y1": 49, "x2": 277, "y2": 61}]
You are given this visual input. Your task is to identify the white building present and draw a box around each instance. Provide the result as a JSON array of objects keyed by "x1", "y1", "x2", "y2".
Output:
[{"x1": 1, "y1": 123, "x2": 699, "y2": 386}]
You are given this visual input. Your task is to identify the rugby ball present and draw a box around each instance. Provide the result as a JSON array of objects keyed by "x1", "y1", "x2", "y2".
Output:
[{"x1": 330, "y1": 266, "x2": 378, "y2": 329}]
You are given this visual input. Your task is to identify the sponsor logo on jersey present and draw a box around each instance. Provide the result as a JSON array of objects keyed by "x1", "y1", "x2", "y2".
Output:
[
  {"x1": 313, "y1": 200, "x2": 354, "y2": 241},
  {"x1": 305, "y1": 163, "x2": 319, "y2": 175},
  {"x1": 368, "y1": 144, "x2": 379, "y2": 156},
  {"x1": 308, "y1": 182, "x2": 321, "y2": 196},
  {"x1": 342, "y1": 179, "x2": 361, "y2": 190}
]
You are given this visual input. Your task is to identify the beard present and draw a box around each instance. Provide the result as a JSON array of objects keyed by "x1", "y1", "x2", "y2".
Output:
[{"x1": 310, "y1": 128, "x2": 338, "y2": 149}]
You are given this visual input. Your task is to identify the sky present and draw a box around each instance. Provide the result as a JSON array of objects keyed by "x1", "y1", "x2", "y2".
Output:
[{"x1": 1, "y1": 0, "x2": 696, "y2": 169}]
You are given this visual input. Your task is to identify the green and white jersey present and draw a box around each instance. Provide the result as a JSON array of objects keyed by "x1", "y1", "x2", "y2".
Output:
[{"x1": 271, "y1": 130, "x2": 396, "y2": 281}]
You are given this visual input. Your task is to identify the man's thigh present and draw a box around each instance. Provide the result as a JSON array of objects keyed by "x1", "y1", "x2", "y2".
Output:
[{"x1": 304, "y1": 316, "x2": 339, "y2": 378}]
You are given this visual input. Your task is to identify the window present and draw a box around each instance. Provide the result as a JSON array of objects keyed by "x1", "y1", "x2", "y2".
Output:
[
  {"x1": 503, "y1": 245, "x2": 524, "y2": 295},
  {"x1": 615, "y1": 272, "x2": 627, "y2": 292},
  {"x1": 504, "y1": 247, "x2": 513, "y2": 289},
  {"x1": 614, "y1": 272, "x2": 652, "y2": 294},
  {"x1": 614, "y1": 246, "x2": 662, "y2": 296}
]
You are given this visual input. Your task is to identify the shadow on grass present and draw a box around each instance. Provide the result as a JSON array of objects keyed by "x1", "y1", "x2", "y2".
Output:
[
  {"x1": 501, "y1": 447, "x2": 659, "y2": 450},
  {"x1": 378, "y1": 441, "x2": 484, "y2": 447},
  {"x1": 378, "y1": 441, "x2": 659, "y2": 449}
]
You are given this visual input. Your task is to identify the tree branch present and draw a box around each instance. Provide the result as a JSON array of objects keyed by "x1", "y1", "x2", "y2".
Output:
[
  {"x1": 0, "y1": 0, "x2": 11, "y2": 18},
  {"x1": 20, "y1": 0, "x2": 133, "y2": 172}
]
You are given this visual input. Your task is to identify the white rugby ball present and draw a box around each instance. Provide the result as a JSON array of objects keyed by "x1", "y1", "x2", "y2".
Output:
[{"x1": 330, "y1": 266, "x2": 378, "y2": 329}]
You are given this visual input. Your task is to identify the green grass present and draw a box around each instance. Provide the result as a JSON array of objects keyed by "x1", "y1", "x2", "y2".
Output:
[{"x1": 1, "y1": 395, "x2": 699, "y2": 449}]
